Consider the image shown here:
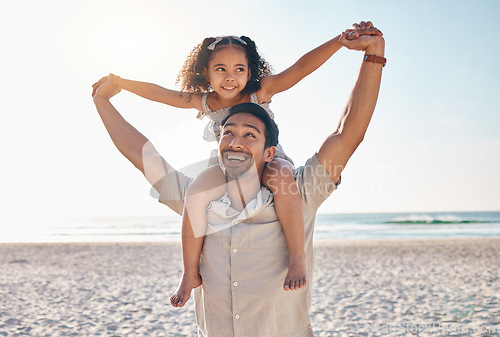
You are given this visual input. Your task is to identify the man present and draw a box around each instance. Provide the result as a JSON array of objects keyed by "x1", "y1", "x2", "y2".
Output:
[{"x1": 92, "y1": 21, "x2": 385, "y2": 337}]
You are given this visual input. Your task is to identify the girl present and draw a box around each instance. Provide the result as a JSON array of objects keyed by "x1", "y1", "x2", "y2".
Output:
[{"x1": 102, "y1": 29, "x2": 379, "y2": 308}]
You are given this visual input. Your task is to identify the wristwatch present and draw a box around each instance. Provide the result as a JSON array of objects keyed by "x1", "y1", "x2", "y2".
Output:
[{"x1": 364, "y1": 54, "x2": 387, "y2": 67}]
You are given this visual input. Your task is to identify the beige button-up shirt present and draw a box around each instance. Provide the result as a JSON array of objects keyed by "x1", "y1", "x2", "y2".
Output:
[{"x1": 160, "y1": 154, "x2": 338, "y2": 337}]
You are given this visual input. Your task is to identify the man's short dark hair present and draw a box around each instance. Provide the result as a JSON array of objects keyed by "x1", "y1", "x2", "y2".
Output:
[{"x1": 221, "y1": 103, "x2": 279, "y2": 148}]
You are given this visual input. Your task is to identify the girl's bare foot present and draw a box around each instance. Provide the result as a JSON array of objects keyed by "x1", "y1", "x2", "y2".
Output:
[
  {"x1": 283, "y1": 255, "x2": 307, "y2": 291},
  {"x1": 170, "y1": 271, "x2": 202, "y2": 307}
]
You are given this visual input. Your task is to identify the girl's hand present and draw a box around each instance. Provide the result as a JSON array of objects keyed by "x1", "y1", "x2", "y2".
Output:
[
  {"x1": 344, "y1": 21, "x2": 383, "y2": 41},
  {"x1": 92, "y1": 76, "x2": 121, "y2": 100}
]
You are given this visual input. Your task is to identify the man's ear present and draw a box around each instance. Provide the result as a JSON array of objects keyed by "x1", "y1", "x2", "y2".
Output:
[{"x1": 264, "y1": 146, "x2": 276, "y2": 163}]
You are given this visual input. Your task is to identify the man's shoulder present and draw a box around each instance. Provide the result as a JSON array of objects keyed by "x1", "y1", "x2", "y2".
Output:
[
  {"x1": 293, "y1": 153, "x2": 338, "y2": 209},
  {"x1": 158, "y1": 170, "x2": 194, "y2": 216}
]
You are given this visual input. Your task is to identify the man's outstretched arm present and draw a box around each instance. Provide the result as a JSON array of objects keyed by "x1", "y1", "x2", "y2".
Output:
[
  {"x1": 92, "y1": 78, "x2": 171, "y2": 194},
  {"x1": 317, "y1": 21, "x2": 385, "y2": 183}
]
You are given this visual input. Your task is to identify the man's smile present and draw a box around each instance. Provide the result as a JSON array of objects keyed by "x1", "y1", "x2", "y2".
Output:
[{"x1": 223, "y1": 150, "x2": 251, "y2": 164}]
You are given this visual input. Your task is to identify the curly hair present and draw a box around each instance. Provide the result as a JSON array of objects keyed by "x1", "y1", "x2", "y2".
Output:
[{"x1": 176, "y1": 36, "x2": 272, "y2": 98}]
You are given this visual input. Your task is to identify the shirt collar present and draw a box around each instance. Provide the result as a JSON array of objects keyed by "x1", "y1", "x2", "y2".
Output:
[{"x1": 207, "y1": 187, "x2": 273, "y2": 224}]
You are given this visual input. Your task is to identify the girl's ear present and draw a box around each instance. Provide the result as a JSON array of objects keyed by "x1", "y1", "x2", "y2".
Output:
[
  {"x1": 247, "y1": 68, "x2": 252, "y2": 81},
  {"x1": 202, "y1": 69, "x2": 210, "y2": 83}
]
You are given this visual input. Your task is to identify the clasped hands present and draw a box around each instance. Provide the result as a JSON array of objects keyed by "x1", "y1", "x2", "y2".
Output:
[
  {"x1": 340, "y1": 21, "x2": 385, "y2": 53},
  {"x1": 92, "y1": 73, "x2": 120, "y2": 100}
]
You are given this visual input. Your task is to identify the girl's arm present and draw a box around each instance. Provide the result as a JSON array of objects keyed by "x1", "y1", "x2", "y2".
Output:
[
  {"x1": 109, "y1": 74, "x2": 204, "y2": 111},
  {"x1": 258, "y1": 35, "x2": 342, "y2": 102},
  {"x1": 258, "y1": 25, "x2": 382, "y2": 102}
]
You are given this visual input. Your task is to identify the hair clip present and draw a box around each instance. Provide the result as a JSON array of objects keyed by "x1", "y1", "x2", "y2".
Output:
[
  {"x1": 207, "y1": 36, "x2": 247, "y2": 51},
  {"x1": 207, "y1": 37, "x2": 222, "y2": 51},
  {"x1": 231, "y1": 36, "x2": 247, "y2": 46}
]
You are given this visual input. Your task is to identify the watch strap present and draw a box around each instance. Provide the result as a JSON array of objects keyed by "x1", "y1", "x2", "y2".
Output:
[{"x1": 364, "y1": 54, "x2": 386, "y2": 67}]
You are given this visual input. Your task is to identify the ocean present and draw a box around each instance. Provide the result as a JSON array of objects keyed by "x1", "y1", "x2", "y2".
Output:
[{"x1": 2, "y1": 211, "x2": 500, "y2": 243}]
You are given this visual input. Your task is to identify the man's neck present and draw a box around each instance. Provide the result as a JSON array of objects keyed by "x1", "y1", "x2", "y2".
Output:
[{"x1": 225, "y1": 167, "x2": 262, "y2": 212}]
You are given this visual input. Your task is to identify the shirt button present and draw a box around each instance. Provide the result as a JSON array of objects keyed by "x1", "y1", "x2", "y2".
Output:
[
  {"x1": 233, "y1": 281, "x2": 238, "y2": 287},
  {"x1": 233, "y1": 248, "x2": 238, "y2": 253},
  {"x1": 235, "y1": 314, "x2": 240, "y2": 319}
]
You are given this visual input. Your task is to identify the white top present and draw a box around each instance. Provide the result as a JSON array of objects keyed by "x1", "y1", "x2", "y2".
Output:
[{"x1": 197, "y1": 92, "x2": 275, "y2": 142}]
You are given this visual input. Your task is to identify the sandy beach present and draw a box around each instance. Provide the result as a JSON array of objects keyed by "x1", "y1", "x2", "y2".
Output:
[{"x1": 1, "y1": 239, "x2": 499, "y2": 336}]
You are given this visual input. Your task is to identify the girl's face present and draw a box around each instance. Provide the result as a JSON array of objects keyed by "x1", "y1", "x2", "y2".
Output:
[{"x1": 206, "y1": 46, "x2": 251, "y2": 99}]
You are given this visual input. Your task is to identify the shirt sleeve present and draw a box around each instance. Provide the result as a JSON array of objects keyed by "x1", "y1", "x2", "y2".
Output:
[
  {"x1": 294, "y1": 153, "x2": 339, "y2": 209},
  {"x1": 158, "y1": 168, "x2": 193, "y2": 215}
]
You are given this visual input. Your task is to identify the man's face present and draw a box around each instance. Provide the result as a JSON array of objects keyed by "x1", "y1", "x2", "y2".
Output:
[{"x1": 219, "y1": 113, "x2": 275, "y2": 180}]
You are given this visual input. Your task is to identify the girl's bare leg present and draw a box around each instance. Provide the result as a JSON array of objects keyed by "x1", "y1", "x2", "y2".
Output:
[
  {"x1": 170, "y1": 166, "x2": 227, "y2": 307},
  {"x1": 263, "y1": 158, "x2": 307, "y2": 291},
  {"x1": 170, "y1": 209, "x2": 204, "y2": 307}
]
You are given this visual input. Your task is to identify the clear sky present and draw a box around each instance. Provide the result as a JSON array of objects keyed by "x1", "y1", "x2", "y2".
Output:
[{"x1": 1, "y1": 0, "x2": 499, "y2": 224}]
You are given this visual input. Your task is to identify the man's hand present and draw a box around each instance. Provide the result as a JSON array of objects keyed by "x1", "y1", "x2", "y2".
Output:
[
  {"x1": 340, "y1": 21, "x2": 385, "y2": 53},
  {"x1": 92, "y1": 75, "x2": 120, "y2": 100}
]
